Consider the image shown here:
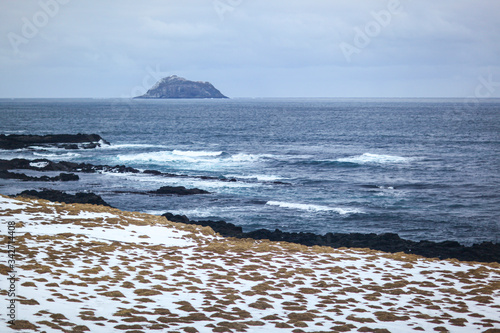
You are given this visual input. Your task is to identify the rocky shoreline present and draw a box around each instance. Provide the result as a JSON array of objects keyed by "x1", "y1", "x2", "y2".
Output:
[
  {"x1": 10, "y1": 186, "x2": 500, "y2": 263},
  {"x1": 163, "y1": 213, "x2": 500, "y2": 263},
  {"x1": 2, "y1": 133, "x2": 499, "y2": 264},
  {"x1": 0, "y1": 157, "x2": 289, "y2": 186}
]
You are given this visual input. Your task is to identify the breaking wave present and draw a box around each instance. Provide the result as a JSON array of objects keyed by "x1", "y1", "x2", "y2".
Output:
[
  {"x1": 336, "y1": 153, "x2": 412, "y2": 165},
  {"x1": 225, "y1": 174, "x2": 283, "y2": 182},
  {"x1": 266, "y1": 201, "x2": 362, "y2": 215},
  {"x1": 117, "y1": 150, "x2": 270, "y2": 166}
]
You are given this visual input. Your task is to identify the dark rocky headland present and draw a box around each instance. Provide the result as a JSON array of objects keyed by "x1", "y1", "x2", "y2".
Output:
[
  {"x1": 16, "y1": 189, "x2": 112, "y2": 207},
  {"x1": 0, "y1": 133, "x2": 109, "y2": 150},
  {"x1": 135, "y1": 75, "x2": 228, "y2": 99}
]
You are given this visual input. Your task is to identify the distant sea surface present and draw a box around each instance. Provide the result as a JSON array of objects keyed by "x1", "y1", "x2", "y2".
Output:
[{"x1": 0, "y1": 98, "x2": 499, "y2": 244}]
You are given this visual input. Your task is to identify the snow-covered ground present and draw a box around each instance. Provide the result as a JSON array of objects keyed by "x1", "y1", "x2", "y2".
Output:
[{"x1": 0, "y1": 195, "x2": 499, "y2": 333}]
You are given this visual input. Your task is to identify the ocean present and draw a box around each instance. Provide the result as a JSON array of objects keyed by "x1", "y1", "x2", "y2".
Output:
[{"x1": 0, "y1": 98, "x2": 499, "y2": 245}]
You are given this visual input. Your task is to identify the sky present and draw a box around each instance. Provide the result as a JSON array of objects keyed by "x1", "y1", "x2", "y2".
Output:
[{"x1": 1, "y1": 0, "x2": 499, "y2": 98}]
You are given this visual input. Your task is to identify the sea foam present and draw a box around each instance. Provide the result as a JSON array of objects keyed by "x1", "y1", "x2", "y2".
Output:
[
  {"x1": 337, "y1": 153, "x2": 411, "y2": 165},
  {"x1": 266, "y1": 201, "x2": 362, "y2": 215},
  {"x1": 117, "y1": 150, "x2": 269, "y2": 166},
  {"x1": 172, "y1": 150, "x2": 223, "y2": 157},
  {"x1": 226, "y1": 174, "x2": 283, "y2": 182}
]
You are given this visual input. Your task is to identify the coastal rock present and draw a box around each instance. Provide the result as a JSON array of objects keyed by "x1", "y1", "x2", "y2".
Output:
[
  {"x1": 162, "y1": 213, "x2": 190, "y2": 223},
  {"x1": 0, "y1": 158, "x2": 273, "y2": 186},
  {"x1": 135, "y1": 75, "x2": 228, "y2": 99},
  {"x1": 161, "y1": 213, "x2": 500, "y2": 263},
  {"x1": 162, "y1": 213, "x2": 243, "y2": 237},
  {"x1": 16, "y1": 189, "x2": 111, "y2": 207},
  {"x1": 0, "y1": 170, "x2": 79, "y2": 182},
  {"x1": 151, "y1": 186, "x2": 210, "y2": 196},
  {"x1": 0, "y1": 158, "x2": 140, "y2": 174},
  {"x1": 0, "y1": 133, "x2": 110, "y2": 150}
]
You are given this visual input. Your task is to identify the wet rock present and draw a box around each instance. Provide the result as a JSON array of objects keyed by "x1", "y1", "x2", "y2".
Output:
[
  {"x1": 16, "y1": 189, "x2": 111, "y2": 207},
  {"x1": 162, "y1": 213, "x2": 242, "y2": 237},
  {"x1": 0, "y1": 170, "x2": 79, "y2": 182},
  {"x1": 0, "y1": 133, "x2": 109, "y2": 150},
  {"x1": 151, "y1": 186, "x2": 210, "y2": 196},
  {"x1": 143, "y1": 170, "x2": 163, "y2": 175},
  {"x1": 0, "y1": 158, "x2": 140, "y2": 174},
  {"x1": 162, "y1": 213, "x2": 190, "y2": 223},
  {"x1": 56, "y1": 173, "x2": 80, "y2": 181}
]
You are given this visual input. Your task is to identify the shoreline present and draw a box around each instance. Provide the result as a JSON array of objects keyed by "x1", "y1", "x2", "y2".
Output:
[
  {"x1": 0, "y1": 134, "x2": 498, "y2": 264},
  {"x1": 163, "y1": 212, "x2": 500, "y2": 264},
  {"x1": 1, "y1": 194, "x2": 499, "y2": 332},
  {"x1": 1, "y1": 155, "x2": 499, "y2": 263},
  {"x1": 10, "y1": 188, "x2": 500, "y2": 264}
]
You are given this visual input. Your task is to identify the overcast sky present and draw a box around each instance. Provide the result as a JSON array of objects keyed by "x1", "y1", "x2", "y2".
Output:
[{"x1": 1, "y1": 0, "x2": 499, "y2": 98}]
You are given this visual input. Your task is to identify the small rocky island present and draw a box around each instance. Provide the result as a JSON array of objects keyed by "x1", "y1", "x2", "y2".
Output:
[{"x1": 135, "y1": 75, "x2": 228, "y2": 99}]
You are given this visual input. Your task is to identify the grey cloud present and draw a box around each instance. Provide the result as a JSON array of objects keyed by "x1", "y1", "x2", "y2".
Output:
[{"x1": 0, "y1": 0, "x2": 499, "y2": 98}]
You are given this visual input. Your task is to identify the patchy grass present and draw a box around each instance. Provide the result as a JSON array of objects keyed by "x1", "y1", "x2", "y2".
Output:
[{"x1": 1, "y1": 195, "x2": 499, "y2": 333}]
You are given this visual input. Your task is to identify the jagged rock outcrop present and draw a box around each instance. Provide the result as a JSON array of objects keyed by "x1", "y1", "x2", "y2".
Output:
[
  {"x1": 0, "y1": 158, "x2": 140, "y2": 174},
  {"x1": 0, "y1": 170, "x2": 79, "y2": 182},
  {"x1": 0, "y1": 133, "x2": 109, "y2": 150},
  {"x1": 150, "y1": 186, "x2": 211, "y2": 196},
  {"x1": 16, "y1": 189, "x2": 111, "y2": 207},
  {"x1": 135, "y1": 75, "x2": 228, "y2": 99},
  {"x1": 0, "y1": 158, "x2": 243, "y2": 184}
]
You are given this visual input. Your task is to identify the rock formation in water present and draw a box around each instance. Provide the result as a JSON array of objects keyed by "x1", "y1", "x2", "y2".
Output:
[
  {"x1": 16, "y1": 189, "x2": 111, "y2": 207},
  {"x1": 135, "y1": 75, "x2": 228, "y2": 99},
  {"x1": 0, "y1": 133, "x2": 109, "y2": 150}
]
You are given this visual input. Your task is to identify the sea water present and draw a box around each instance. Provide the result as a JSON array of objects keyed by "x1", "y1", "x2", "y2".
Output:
[{"x1": 0, "y1": 98, "x2": 499, "y2": 244}]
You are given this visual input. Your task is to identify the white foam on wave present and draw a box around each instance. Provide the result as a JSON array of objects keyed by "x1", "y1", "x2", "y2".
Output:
[
  {"x1": 117, "y1": 151, "x2": 222, "y2": 164},
  {"x1": 172, "y1": 150, "x2": 223, "y2": 157},
  {"x1": 117, "y1": 150, "x2": 269, "y2": 167},
  {"x1": 226, "y1": 174, "x2": 283, "y2": 182},
  {"x1": 266, "y1": 201, "x2": 362, "y2": 215},
  {"x1": 3, "y1": 130, "x2": 27, "y2": 134},
  {"x1": 147, "y1": 208, "x2": 224, "y2": 218},
  {"x1": 337, "y1": 153, "x2": 411, "y2": 164},
  {"x1": 29, "y1": 161, "x2": 49, "y2": 169},
  {"x1": 101, "y1": 171, "x2": 259, "y2": 190},
  {"x1": 231, "y1": 153, "x2": 272, "y2": 162},
  {"x1": 33, "y1": 152, "x2": 81, "y2": 159},
  {"x1": 98, "y1": 143, "x2": 171, "y2": 150}
]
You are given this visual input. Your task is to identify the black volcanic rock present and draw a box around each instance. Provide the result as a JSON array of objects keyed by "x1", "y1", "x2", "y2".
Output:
[
  {"x1": 162, "y1": 213, "x2": 190, "y2": 223},
  {"x1": 150, "y1": 186, "x2": 210, "y2": 196},
  {"x1": 0, "y1": 158, "x2": 273, "y2": 186},
  {"x1": 135, "y1": 75, "x2": 228, "y2": 99},
  {"x1": 161, "y1": 213, "x2": 500, "y2": 263},
  {"x1": 162, "y1": 213, "x2": 243, "y2": 237},
  {"x1": 16, "y1": 189, "x2": 111, "y2": 207},
  {"x1": 0, "y1": 170, "x2": 79, "y2": 182},
  {"x1": 0, "y1": 133, "x2": 109, "y2": 150},
  {"x1": 0, "y1": 158, "x2": 140, "y2": 174}
]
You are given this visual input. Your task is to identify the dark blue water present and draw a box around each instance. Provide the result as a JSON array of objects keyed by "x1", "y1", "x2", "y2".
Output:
[{"x1": 1, "y1": 98, "x2": 499, "y2": 244}]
